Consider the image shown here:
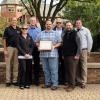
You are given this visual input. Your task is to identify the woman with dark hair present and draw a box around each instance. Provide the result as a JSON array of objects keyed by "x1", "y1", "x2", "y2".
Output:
[{"x1": 16, "y1": 24, "x2": 34, "y2": 89}]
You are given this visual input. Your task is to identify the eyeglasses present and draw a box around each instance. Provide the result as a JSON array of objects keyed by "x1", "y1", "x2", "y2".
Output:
[
  {"x1": 56, "y1": 22, "x2": 62, "y2": 24},
  {"x1": 21, "y1": 28, "x2": 28, "y2": 30}
]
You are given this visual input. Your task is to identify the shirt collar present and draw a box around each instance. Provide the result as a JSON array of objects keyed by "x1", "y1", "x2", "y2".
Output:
[
  {"x1": 56, "y1": 27, "x2": 62, "y2": 31},
  {"x1": 44, "y1": 30, "x2": 54, "y2": 33},
  {"x1": 29, "y1": 26, "x2": 37, "y2": 29}
]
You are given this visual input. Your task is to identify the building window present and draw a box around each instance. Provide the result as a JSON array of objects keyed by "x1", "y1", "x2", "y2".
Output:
[
  {"x1": 17, "y1": 9, "x2": 22, "y2": 12},
  {"x1": 8, "y1": 8, "x2": 15, "y2": 12}
]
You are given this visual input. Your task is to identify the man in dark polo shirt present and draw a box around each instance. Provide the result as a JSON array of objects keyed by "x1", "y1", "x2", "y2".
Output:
[{"x1": 3, "y1": 17, "x2": 20, "y2": 87}]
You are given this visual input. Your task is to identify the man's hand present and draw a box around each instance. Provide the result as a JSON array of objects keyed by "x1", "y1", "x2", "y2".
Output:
[
  {"x1": 52, "y1": 45, "x2": 55, "y2": 50},
  {"x1": 25, "y1": 54, "x2": 30, "y2": 59}
]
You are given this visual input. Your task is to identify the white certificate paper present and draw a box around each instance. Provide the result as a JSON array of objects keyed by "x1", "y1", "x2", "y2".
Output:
[{"x1": 39, "y1": 40, "x2": 52, "y2": 51}]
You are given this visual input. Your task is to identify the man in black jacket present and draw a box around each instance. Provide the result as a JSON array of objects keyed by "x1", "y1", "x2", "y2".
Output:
[
  {"x1": 62, "y1": 21, "x2": 81, "y2": 92},
  {"x1": 53, "y1": 17, "x2": 65, "y2": 84}
]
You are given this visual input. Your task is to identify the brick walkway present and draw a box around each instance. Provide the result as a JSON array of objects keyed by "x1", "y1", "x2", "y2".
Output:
[{"x1": 0, "y1": 84, "x2": 100, "y2": 100}]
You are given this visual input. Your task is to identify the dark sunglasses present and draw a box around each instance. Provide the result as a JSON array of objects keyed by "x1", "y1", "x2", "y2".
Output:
[
  {"x1": 21, "y1": 28, "x2": 28, "y2": 30},
  {"x1": 56, "y1": 22, "x2": 62, "y2": 24}
]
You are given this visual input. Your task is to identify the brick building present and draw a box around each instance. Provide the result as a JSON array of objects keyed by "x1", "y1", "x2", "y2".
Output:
[{"x1": 0, "y1": 0, "x2": 23, "y2": 22}]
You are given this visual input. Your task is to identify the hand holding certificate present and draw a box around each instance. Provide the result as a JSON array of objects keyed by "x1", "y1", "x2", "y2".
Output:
[{"x1": 38, "y1": 40, "x2": 52, "y2": 51}]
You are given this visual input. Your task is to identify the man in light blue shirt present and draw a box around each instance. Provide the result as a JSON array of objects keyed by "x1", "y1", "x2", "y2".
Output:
[
  {"x1": 75, "y1": 19, "x2": 93, "y2": 88},
  {"x1": 36, "y1": 20, "x2": 61, "y2": 90},
  {"x1": 28, "y1": 17, "x2": 41, "y2": 86}
]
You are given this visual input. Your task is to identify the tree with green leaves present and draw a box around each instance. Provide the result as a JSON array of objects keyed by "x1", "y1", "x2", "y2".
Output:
[
  {"x1": 63, "y1": 0, "x2": 100, "y2": 35},
  {"x1": 63, "y1": 0, "x2": 100, "y2": 51}
]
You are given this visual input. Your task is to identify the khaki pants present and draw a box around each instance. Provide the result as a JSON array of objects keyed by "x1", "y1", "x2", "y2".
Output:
[
  {"x1": 76, "y1": 50, "x2": 87, "y2": 85},
  {"x1": 5, "y1": 47, "x2": 18, "y2": 83}
]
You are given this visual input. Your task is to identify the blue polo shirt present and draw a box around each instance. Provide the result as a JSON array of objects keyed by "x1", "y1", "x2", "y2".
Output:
[{"x1": 28, "y1": 26, "x2": 41, "y2": 42}]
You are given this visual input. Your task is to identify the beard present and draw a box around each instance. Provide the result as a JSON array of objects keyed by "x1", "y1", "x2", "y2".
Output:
[{"x1": 46, "y1": 26, "x2": 51, "y2": 30}]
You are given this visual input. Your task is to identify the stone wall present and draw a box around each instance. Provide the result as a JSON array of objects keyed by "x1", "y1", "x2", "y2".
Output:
[{"x1": 0, "y1": 50, "x2": 100, "y2": 84}]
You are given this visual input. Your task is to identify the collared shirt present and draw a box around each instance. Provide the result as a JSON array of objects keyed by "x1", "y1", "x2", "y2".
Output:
[
  {"x1": 36, "y1": 30, "x2": 61, "y2": 58},
  {"x1": 55, "y1": 28, "x2": 62, "y2": 40},
  {"x1": 77, "y1": 26, "x2": 93, "y2": 52},
  {"x1": 3, "y1": 26, "x2": 20, "y2": 47},
  {"x1": 28, "y1": 26, "x2": 41, "y2": 42}
]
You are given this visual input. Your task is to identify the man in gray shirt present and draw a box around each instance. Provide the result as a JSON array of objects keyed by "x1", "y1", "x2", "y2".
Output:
[{"x1": 75, "y1": 19, "x2": 93, "y2": 88}]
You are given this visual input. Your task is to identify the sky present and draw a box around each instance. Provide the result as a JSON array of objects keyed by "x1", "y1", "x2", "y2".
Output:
[{"x1": 0, "y1": 0, "x2": 2, "y2": 3}]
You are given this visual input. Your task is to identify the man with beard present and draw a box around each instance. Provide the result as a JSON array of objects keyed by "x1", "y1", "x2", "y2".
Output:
[
  {"x1": 36, "y1": 20, "x2": 61, "y2": 90},
  {"x1": 62, "y1": 21, "x2": 81, "y2": 92}
]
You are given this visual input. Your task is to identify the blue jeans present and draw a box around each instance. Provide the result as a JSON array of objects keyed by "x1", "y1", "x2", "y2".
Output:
[{"x1": 41, "y1": 57, "x2": 58, "y2": 86}]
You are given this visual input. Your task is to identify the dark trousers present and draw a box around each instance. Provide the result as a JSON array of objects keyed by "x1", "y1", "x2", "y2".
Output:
[
  {"x1": 32, "y1": 46, "x2": 40, "y2": 84},
  {"x1": 18, "y1": 59, "x2": 32, "y2": 86},
  {"x1": 58, "y1": 46, "x2": 65, "y2": 84},
  {"x1": 64, "y1": 56, "x2": 78, "y2": 86}
]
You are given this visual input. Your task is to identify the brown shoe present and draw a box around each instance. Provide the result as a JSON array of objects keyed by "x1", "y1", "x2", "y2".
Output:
[
  {"x1": 51, "y1": 86, "x2": 58, "y2": 90},
  {"x1": 80, "y1": 84, "x2": 86, "y2": 89},
  {"x1": 64, "y1": 84, "x2": 70, "y2": 89},
  {"x1": 42, "y1": 85, "x2": 51, "y2": 88},
  {"x1": 66, "y1": 86, "x2": 75, "y2": 92}
]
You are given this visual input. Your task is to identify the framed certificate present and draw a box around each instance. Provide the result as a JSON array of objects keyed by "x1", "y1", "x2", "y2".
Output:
[{"x1": 39, "y1": 40, "x2": 52, "y2": 51}]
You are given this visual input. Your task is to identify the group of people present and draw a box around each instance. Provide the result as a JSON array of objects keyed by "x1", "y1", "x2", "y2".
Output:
[{"x1": 3, "y1": 16, "x2": 93, "y2": 92}]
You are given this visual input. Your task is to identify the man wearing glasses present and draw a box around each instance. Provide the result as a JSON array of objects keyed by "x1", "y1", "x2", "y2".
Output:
[{"x1": 53, "y1": 17, "x2": 65, "y2": 85}]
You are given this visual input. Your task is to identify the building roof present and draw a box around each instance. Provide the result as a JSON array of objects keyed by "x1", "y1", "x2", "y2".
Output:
[{"x1": 1, "y1": 0, "x2": 20, "y2": 4}]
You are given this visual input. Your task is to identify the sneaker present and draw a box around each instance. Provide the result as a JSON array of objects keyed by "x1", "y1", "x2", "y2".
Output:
[
  {"x1": 19, "y1": 86, "x2": 24, "y2": 90},
  {"x1": 6, "y1": 83, "x2": 11, "y2": 87},
  {"x1": 51, "y1": 86, "x2": 58, "y2": 90},
  {"x1": 25, "y1": 85, "x2": 30, "y2": 89}
]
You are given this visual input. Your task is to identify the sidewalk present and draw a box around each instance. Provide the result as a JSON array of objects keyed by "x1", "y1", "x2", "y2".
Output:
[{"x1": 0, "y1": 84, "x2": 100, "y2": 100}]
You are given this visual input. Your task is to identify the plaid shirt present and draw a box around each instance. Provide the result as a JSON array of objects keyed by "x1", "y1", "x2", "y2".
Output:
[{"x1": 36, "y1": 30, "x2": 61, "y2": 57}]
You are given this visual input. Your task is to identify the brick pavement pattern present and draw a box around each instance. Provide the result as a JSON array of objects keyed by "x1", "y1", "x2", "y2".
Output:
[{"x1": 0, "y1": 84, "x2": 100, "y2": 100}]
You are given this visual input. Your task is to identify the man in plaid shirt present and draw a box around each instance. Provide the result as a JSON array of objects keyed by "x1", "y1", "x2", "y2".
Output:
[{"x1": 36, "y1": 20, "x2": 61, "y2": 90}]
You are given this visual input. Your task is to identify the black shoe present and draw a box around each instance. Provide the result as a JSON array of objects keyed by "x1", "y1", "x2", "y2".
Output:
[
  {"x1": 51, "y1": 86, "x2": 58, "y2": 90},
  {"x1": 19, "y1": 86, "x2": 24, "y2": 90},
  {"x1": 6, "y1": 83, "x2": 11, "y2": 87},
  {"x1": 12, "y1": 82, "x2": 18, "y2": 86},
  {"x1": 24, "y1": 85, "x2": 30, "y2": 89},
  {"x1": 42, "y1": 85, "x2": 51, "y2": 88}
]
